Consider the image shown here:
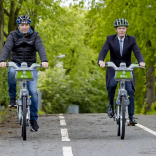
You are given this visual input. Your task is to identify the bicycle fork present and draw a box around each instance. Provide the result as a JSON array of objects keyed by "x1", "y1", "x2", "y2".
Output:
[{"x1": 116, "y1": 80, "x2": 130, "y2": 123}]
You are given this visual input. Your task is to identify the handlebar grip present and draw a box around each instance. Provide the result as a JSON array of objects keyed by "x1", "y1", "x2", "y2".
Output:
[
  {"x1": 6, "y1": 63, "x2": 9, "y2": 67},
  {"x1": 135, "y1": 63, "x2": 146, "y2": 68}
]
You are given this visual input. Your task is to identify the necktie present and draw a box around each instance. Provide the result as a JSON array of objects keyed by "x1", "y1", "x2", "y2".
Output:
[{"x1": 120, "y1": 40, "x2": 123, "y2": 56}]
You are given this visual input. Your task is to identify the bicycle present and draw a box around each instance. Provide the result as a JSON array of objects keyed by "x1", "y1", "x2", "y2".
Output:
[
  {"x1": 105, "y1": 62, "x2": 144, "y2": 140},
  {"x1": 6, "y1": 62, "x2": 41, "y2": 141}
]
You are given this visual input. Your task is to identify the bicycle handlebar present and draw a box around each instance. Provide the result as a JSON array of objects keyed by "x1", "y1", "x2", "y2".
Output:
[
  {"x1": 6, "y1": 62, "x2": 42, "y2": 70},
  {"x1": 105, "y1": 62, "x2": 145, "y2": 71}
]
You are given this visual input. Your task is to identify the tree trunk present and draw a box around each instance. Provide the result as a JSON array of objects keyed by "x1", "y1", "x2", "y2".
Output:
[
  {"x1": 7, "y1": 0, "x2": 24, "y2": 34},
  {"x1": 0, "y1": 0, "x2": 4, "y2": 56},
  {"x1": 31, "y1": 0, "x2": 40, "y2": 29},
  {"x1": 8, "y1": 1, "x2": 15, "y2": 33},
  {"x1": 146, "y1": 66, "x2": 155, "y2": 109},
  {"x1": 6, "y1": 0, "x2": 23, "y2": 60}
]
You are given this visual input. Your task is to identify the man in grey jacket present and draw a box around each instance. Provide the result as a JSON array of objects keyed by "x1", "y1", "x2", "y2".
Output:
[{"x1": 0, "y1": 15, "x2": 48, "y2": 131}]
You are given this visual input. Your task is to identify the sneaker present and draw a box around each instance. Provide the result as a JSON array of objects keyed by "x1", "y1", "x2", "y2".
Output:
[
  {"x1": 129, "y1": 117, "x2": 137, "y2": 125},
  {"x1": 9, "y1": 98, "x2": 17, "y2": 108},
  {"x1": 107, "y1": 105, "x2": 114, "y2": 118},
  {"x1": 30, "y1": 119, "x2": 39, "y2": 131}
]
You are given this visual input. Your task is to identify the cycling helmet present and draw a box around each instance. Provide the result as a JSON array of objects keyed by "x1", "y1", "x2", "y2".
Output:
[
  {"x1": 114, "y1": 18, "x2": 129, "y2": 28},
  {"x1": 17, "y1": 15, "x2": 31, "y2": 25}
]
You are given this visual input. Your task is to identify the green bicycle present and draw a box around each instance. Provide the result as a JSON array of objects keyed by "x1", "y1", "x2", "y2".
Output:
[
  {"x1": 105, "y1": 62, "x2": 145, "y2": 140},
  {"x1": 7, "y1": 62, "x2": 41, "y2": 141}
]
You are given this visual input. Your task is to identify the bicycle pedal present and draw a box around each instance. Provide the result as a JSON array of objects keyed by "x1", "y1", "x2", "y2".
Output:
[
  {"x1": 11, "y1": 106, "x2": 17, "y2": 109},
  {"x1": 128, "y1": 123, "x2": 135, "y2": 126},
  {"x1": 30, "y1": 128, "x2": 36, "y2": 132},
  {"x1": 10, "y1": 105, "x2": 17, "y2": 109}
]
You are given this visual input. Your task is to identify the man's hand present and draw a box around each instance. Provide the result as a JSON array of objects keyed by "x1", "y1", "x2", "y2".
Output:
[
  {"x1": 0, "y1": 62, "x2": 7, "y2": 68},
  {"x1": 139, "y1": 62, "x2": 146, "y2": 67},
  {"x1": 42, "y1": 62, "x2": 48, "y2": 68},
  {"x1": 99, "y1": 61, "x2": 105, "y2": 68}
]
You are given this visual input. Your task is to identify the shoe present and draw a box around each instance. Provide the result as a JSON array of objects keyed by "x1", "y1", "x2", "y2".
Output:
[
  {"x1": 129, "y1": 117, "x2": 137, "y2": 125},
  {"x1": 107, "y1": 105, "x2": 114, "y2": 118},
  {"x1": 30, "y1": 119, "x2": 39, "y2": 131},
  {"x1": 9, "y1": 98, "x2": 17, "y2": 108}
]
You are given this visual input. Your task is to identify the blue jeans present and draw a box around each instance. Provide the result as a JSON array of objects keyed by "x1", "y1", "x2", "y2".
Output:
[
  {"x1": 7, "y1": 64, "x2": 38, "y2": 121},
  {"x1": 108, "y1": 76, "x2": 135, "y2": 118}
]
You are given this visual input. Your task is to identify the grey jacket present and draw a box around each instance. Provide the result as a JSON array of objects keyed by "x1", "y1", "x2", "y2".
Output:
[{"x1": 0, "y1": 27, "x2": 48, "y2": 66}]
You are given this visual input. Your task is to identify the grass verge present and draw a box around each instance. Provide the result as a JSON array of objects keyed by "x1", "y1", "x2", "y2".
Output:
[
  {"x1": 38, "y1": 109, "x2": 46, "y2": 115},
  {"x1": 0, "y1": 106, "x2": 7, "y2": 122}
]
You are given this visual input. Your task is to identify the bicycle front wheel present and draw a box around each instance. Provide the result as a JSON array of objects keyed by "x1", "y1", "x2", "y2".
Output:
[
  {"x1": 22, "y1": 96, "x2": 27, "y2": 141},
  {"x1": 116, "y1": 105, "x2": 120, "y2": 136},
  {"x1": 120, "y1": 96, "x2": 126, "y2": 140}
]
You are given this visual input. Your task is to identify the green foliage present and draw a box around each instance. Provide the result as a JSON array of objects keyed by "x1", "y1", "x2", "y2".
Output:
[
  {"x1": 0, "y1": 105, "x2": 6, "y2": 121},
  {"x1": 151, "y1": 102, "x2": 156, "y2": 111},
  {"x1": 38, "y1": 109, "x2": 46, "y2": 115},
  {"x1": 1, "y1": 0, "x2": 65, "y2": 107},
  {"x1": 146, "y1": 101, "x2": 156, "y2": 115},
  {"x1": 85, "y1": 0, "x2": 156, "y2": 114},
  {"x1": 38, "y1": 63, "x2": 71, "y2": 113},
  {"x1": 38, "y1": 61, "x2": 108, "y2": 113},
  {"x1": 2, "y1": 0, "x2": 156, "y2": 114},
  {"x1": 0, "y1": 68, "x2": 9, "y2": 107},
  {"x1": 35, "y1": 6, "x2": 109, "y2": 113}
]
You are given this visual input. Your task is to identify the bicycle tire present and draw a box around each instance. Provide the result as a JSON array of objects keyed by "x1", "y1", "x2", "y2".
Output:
[
  {"x1": 22, "y1": 96, "x2": 27, "y2": 141},
  {"x1": 120, "y1": 96, "x2": 125, "y2": 140},
  {"x1": 116, "y1": 105, "x2": 120, "y2": 136}
]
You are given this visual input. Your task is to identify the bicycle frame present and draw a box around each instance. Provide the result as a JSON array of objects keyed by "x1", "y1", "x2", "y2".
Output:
[
  {"x1": 17, "y1": 80, "x2": 31, "y2": 128},
  {"x1": 115, "y1": 80, "x2": 129, "y2": 122}
]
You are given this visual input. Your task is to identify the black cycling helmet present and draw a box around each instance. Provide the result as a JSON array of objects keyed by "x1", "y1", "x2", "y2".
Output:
[
  {"x1": 17, "y1": 15, "x2": 31, "y2": 26},
  {"x1": 114, "y1": 18, "x2": 129, "y2": 28}
]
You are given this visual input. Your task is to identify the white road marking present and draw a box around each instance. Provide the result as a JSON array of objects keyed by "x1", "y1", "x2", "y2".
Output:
[
  {"x1": 59, "y1": 116, "x2": 65, "y2": 119},
  {"x1": 59, "y1": 115, "x2": 73, "y2": 155},
  {"x1": 63, "y1": 147, "x2": 73, "y2": 156},
  {"x1": 61, "y1": 129, "x2": 70, "y2": 141},
  {"x1": 136, "y1": 123, "x2": 156, "y2": 136},
  {"x1": 127, "y1": 119, "x2": 156, "y2": 136},
  {"x1": 60, "y1": 120, "x2": 66, "y2": 126}
]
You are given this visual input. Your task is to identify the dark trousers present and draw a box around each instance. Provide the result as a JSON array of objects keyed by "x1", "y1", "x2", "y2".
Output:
[{"x1": 108, "y1": 76, "x2": 134, "y2": 118}]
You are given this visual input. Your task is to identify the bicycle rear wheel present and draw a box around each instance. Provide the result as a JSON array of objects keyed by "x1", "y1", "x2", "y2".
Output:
[
  {"x1": 22, "y1": 96, "x2": 27, "y2": 141},
  {"x1": 120, "y1": 96, "x2": 126, "y2": 140}
]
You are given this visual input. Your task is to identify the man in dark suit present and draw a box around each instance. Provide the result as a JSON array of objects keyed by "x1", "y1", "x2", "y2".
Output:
[{"x1": 98, "y1": 18, "x2": 145, "y2": 125}]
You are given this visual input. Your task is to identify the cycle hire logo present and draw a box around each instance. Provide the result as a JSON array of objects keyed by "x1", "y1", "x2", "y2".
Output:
[
  {"x1": 17, "y1": 71, "x2": 33, "y2": 80},
  {"x1": 120, "y1": 75, "x2": 127, "y2": 78},
  {"x1": 116, "y1": 71, "x2": 131, "y2": 79},
  {"x1": 21, "y1": 75, "x2": 28, "y2": 78}
]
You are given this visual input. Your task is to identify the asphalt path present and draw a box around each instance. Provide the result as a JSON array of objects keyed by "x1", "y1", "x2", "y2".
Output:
[{"x1": 0, "y1": 112, "x2": 156, "y2": 156}]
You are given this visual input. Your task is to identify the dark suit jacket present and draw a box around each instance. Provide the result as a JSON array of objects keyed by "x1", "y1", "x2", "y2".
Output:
[{"x1": 98, "y1": 34, "x2": 144, "y2": 90}]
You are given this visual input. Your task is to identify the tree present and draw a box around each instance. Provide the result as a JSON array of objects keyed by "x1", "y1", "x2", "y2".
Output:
[
  {"x1": 0, "y1": 0, "x2": 4, "y2": 56},
  {"x1": 0, "y1": 0, "x2": 64, "y2": 107},
  {"x1": 36, "y1": 6, "x2": 109, "y2": 113},
  {"x1": 85, "y1": 0, "x2": 156, "y2": 113},
  {"x1": 3, "y1": 0, "x2": 24, "y2": 37}
]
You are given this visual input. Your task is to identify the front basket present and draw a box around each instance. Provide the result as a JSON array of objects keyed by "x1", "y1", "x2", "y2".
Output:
[
  {"x1": 114, "y1": 70, "x2": 133, "y2": 81},
  {"x1": 15, "y1": 70, "x2": 34, "y2": 81}
]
